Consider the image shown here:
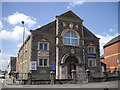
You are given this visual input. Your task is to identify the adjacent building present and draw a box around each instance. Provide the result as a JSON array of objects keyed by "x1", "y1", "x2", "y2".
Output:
[
  {"x1": 8, "y1": 57, "x2": 17, "y2": 77},
  {"x1": 16, "y1": 11, "x2": 101, "y2": 83},
  {"x1": 101, "y1": 35, "x2": 120, "y2": 72}
]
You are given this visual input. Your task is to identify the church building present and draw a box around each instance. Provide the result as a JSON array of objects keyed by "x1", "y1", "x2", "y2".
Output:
[{"x1": 17, "y1": 11, "x2": 101, "y2": 83}]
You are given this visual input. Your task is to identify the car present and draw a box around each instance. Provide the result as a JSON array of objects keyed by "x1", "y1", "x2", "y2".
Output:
[{"x1": 0, "y1": 73, "x2": 5, "y2": 79}]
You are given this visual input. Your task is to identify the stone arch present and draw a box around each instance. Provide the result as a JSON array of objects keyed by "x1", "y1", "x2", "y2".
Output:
[
  {"x1": 61, "y1": 53, "x2": 81, "y2": 64},
  {"x1": 65, "y1": 56, "x2": 78, "y2": 64}
]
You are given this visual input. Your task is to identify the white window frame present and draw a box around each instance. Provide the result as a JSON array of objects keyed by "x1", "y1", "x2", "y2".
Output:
[
  {"x1": 87, "y1": 46, "x2": 96, "y2": 53},
  {"x1": 38, "y1": 42, "x2": 49, "y2": 50},
  {"x1": 38, "y1": 57, "x2": 49, "y2": 67},
  {"x1": 88, "y1": 59, "x2": 96, "y2": 67},
  {"x1": 63, "y1": 31, "x2": 79, "y2": 46}
]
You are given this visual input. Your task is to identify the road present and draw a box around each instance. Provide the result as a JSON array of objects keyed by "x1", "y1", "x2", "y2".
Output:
[{"x1": 2, "y1": 80, "x2": 119, "y2": 89}]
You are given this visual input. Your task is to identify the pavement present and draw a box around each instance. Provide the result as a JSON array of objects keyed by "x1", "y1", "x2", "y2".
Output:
[
  {"x1": 0, "y1": 79, "x2": 4, "y2": 90},
  {"x1": 1, "y1": 79, "x2": 119, "y2": 89}
]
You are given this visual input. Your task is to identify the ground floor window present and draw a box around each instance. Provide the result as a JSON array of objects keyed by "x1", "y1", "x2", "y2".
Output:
[
  {"x1": 88, "y1": 59, "x2": 96, "y2": 67},
  {"x1": 38, "y1": 58, "x2": 49, "y2": 67}
]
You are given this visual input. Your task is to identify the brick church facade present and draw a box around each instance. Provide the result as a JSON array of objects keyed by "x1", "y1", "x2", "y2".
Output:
[{"x1": 17, "y1": 11, "x2": 101, "y2": 83}]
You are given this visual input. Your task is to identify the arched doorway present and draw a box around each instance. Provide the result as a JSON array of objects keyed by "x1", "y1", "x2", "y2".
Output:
[{"x1": 65, "y1": 56, "x2": 78, "y2": 79}]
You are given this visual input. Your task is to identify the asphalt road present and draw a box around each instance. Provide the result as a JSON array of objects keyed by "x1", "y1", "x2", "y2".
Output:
[{"x1": 2, "y1": 80, "x2": 119, "y2": 89}]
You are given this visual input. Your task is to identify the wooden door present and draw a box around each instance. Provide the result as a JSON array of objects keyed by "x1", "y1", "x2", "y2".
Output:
[{"x1": 67, "y1": 64, "x2": 76, "y2": 78}]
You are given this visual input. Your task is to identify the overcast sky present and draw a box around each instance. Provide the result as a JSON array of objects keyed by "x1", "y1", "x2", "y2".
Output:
[{"x1": 0, "y1": 1, "x2": 119, "y2": 71}]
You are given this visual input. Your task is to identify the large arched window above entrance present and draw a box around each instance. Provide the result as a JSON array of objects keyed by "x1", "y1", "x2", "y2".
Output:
[{"x1": 63, "y1": 31, "x2": 79, "y2": 46}]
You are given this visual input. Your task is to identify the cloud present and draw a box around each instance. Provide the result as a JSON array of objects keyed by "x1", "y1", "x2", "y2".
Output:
[
  {"x1": 109, "y1": 28, "x2": 115, "y2": 33},
  {"x1": 7, "y1": 12, "x2": 36, "y2": 27},
  {"x1": 67, "y1": 0, "x2": 85, "y2": 9},
  {"x1": 0, "y1": 53, "x2": 14, "y2": 58},
  {"x1": 37, "y1": 25, "x2": 41, "y2": 28},
  {"x1": 96, "y1": 34, "x2": 117, "y2": 55},
  {"x1": 0, "y1": 60, "x2": 9, "y2": 71},
  {"x1": 0, "y1": 26, "x2": 30, "y2": 41},
  {"x1": 0, "y1": 21, "x2": 3, "y2": 28}
]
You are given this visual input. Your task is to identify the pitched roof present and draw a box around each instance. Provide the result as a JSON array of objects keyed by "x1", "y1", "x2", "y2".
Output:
[
  {"x1": 57, "y1": 10, "x2": 83, "y2": 21},
  {"x1": 83, "y1": 26, "x2": 99, "y2": 39},
  {"x1": 104, "y1": 34, "x2": 120, "y2": 48},
  {"x1": 35, "y1": 21, "x2": 55, "y2": 31}
]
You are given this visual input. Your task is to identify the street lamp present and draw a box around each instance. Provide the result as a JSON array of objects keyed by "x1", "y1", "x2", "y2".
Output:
[{"x1": 21, "y1": 21, "x2": 25, "y2": 84}]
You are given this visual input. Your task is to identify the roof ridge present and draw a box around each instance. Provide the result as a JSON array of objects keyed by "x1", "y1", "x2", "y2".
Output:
[
  {"x1": 57, "y1": 10, "x2": 83, "y2": 21},
  {"x1": 104, "y1": 34, "x2": 120, "y2": 47}
]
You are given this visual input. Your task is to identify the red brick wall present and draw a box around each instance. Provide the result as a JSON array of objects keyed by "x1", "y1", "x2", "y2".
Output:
[
  {"x1": 101, "y1": 42, "x2": 120, "y2": 72},
  {"x1": 104, "y1": 42, "x2": 120, "y2": 56}
]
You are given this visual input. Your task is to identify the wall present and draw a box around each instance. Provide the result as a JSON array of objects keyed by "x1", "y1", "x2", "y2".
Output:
[
  {"x1": 17, "y1": 36, "x2": 32, "y2": 80},
  {"x1": 102, "y1": 42, "x2": 120, "y2": 72}
]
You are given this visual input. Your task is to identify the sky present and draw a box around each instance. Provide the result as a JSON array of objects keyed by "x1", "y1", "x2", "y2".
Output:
[{"x1": 0, "y1": 1, "x2": 119, "y2": 71}]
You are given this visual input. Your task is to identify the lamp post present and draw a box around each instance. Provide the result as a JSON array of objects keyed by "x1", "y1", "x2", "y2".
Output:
[{"x1": 21, "y1": 21, "x2": 25, "y2": 84}]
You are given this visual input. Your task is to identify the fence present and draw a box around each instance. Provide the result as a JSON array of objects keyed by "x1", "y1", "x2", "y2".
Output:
[
  {"x1": 90, "y1": 71, "x2": 119, "y2": 82},
  {"x1": 11, "y1": 70, "x2": 120, "y2": 85}
]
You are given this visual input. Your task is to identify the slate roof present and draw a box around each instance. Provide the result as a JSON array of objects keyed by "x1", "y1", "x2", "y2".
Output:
[{"x1": 104, "y1": 34, "x2": 120, "y2": 48}]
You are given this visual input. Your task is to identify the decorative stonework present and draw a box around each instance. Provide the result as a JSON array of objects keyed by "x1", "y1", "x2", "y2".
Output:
[
  {"x1": 89, "y1": 43, "x2": 94, "y2": 46},
  {"x1": 38, "y1": 51, "x2": 49, "y2": 56},
  {"x1": 41, "y1": 39, "x2": 47, "y2": 42},
  {"x1": 70, "y1": 49, "x2": 75, "y2": 54},
  {"x1": 69, "y1": 23, "x2": 73, "y2": 29},
  {"x1": 75, "y1": 25, "x2": 78, "y2": 28}
]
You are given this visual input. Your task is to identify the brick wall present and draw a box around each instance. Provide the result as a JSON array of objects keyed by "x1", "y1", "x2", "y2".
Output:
[{"x1": 101, "y1": 42, "x2": 120, "y2": 72}]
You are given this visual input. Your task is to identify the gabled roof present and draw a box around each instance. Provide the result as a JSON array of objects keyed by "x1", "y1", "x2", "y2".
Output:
[
  {"x1": 104, "y1": 34, "x2": 120, "y2": 48},
  {"x1": 34, "y1": 21, "x2": 55, "y2": 31},
  {"x1": 57, "y1": 10, "x2": 83, "y2": 21},
  {"x1": 83, "y1": 26, "x2": 99, "y2": 39}
]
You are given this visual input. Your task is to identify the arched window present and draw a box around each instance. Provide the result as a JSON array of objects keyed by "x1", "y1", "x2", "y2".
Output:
[{"x1": 64, "y1": 31, "x2": 79, "y2": 46}]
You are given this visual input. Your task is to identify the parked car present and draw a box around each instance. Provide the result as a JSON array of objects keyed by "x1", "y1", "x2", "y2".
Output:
[{"x1": 0, "y1": 73, "x2": 5, "y2": 79}]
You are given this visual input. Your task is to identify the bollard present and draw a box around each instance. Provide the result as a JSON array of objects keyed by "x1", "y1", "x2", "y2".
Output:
[
  {"x1": 71, "y1": 69, "x2": 76, "y2": 84},
  {"x1": 50, "y1": 71, "x2": 55, "y2": 84}
]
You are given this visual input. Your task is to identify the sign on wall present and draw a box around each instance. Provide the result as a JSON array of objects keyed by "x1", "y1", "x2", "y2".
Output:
[
  {"x1": 88, "y1": 54, "x2": 96, "y2": 59},
  {"x1": 30, "y1": 61, "x2": 37, "y2": 70},
  {"x1": 50, "y1": 62, "x2": 56, "y2": 70}
]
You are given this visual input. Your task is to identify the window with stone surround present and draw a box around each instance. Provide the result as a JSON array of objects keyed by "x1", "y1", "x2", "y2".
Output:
[
  {"x1": 88, "y1": 59, "x2": 96, "y2": 67},
  {"x1": 38, "y1": 42, "x2": 49, "y2": 50},
  {"x1": 63, "y1": 31, "x2": 79, "y2": 46},
  {"x1": 38, "y1": 58, "x2": 49, "y2": 67}
]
